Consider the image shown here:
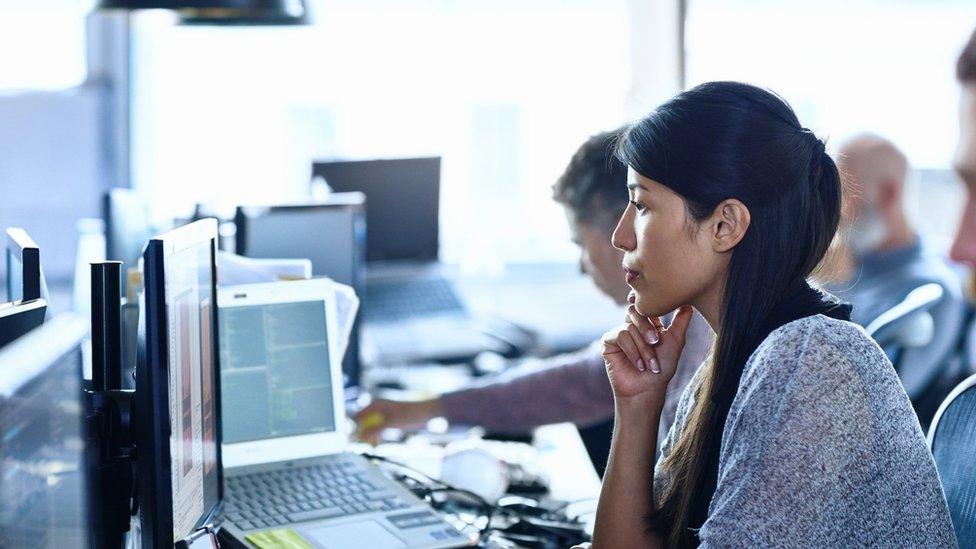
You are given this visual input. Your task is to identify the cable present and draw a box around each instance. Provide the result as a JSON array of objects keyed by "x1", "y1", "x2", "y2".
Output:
[
  {"x1": 361, "y1": 451, "x2": 590, "y2": 546},
  {"x1": 362, "y1": 453, "x2": 497, "y2": 541},
  {"x1": 423, "y1": 487, "x2": 497, "y2": 537}
]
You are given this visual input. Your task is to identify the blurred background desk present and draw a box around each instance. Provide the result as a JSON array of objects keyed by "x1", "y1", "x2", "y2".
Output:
[
  {"x1": 454, "y1": 262, "x2": 623, "y2": 356},
  {"x1": 531, "y1": 424, "x2": 602, "y2": 506}
]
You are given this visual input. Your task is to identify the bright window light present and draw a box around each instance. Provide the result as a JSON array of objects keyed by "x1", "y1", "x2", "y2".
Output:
[
  {"x1": 131, "y1": 0, "x2": 632, "y2": 267},
  {"x1": 0, "y1": 4, "x2": 88, "y2": 92}
]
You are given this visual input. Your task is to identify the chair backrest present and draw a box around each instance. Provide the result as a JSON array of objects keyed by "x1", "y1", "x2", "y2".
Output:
[
  {"x1": 928, "y1": 373, "x2": 976, "y2": 545},
  {"x1": 964, "y1": 306, "x2": 976, "y2": 378},
  {"x1": 866, "y1": 283, "x2": 943, "y2": 345}
]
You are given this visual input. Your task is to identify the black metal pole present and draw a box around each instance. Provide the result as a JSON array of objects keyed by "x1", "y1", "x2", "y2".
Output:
[{"x1": 91, "y1": 261, "x2": 123, "y2": 392}]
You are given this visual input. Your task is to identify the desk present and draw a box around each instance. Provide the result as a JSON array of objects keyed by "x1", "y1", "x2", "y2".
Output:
[
  {"x1": 352, "y1": 423, "x2": 600, "y2": 502},
  {"x1": 532, "y1": 424, "x2": 601, "y2": 505},
  {"x1": 354, "y1": 422, "x2": 601, "y2": 546}
]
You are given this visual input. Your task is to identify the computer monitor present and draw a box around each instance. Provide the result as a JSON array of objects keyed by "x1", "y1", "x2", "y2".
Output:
[
  {"x1": 0, "y1": 299, "x2": 48, "y2": 349},
  {"x1": 311, "y1": 157, "x2": 440, "y2": 263},
  {"x1": 139, "y1": 219, "x2": 222, "y2": 546},
  {"x1": 103, "y1": 188, "x2": 156, "y2": 295},
  {"x1": 5, "y1": 227, "x2": 47, "y2": 303},
  {"x1": 234, "y1": 194, "x2": 365, "y2": 388},
  {"x1": 0, "y1": 313, "x2": 90, "y2": 548}
]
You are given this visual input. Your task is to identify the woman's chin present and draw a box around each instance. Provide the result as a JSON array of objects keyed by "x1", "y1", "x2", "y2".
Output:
[
  {"x1": 633, "y1": 295, "x2": 663, "y2": 318},
  {"x1": 634, "y1": 292, "x2": 681, "y2": 318}
]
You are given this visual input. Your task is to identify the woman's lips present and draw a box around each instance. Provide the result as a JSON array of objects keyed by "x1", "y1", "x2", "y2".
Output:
[{"x1": 624, "y1": 267, "x2": 640, "y2": 284}]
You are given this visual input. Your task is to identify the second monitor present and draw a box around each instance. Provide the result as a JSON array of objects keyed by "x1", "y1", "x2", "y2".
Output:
[
  {"x1": 312, "y1": 157, "x2": 440, "y2": 263},
  {"x1": 139, "y1": 219, "x2": 222, "y2": 547},
  {"x1": 234, "y1": 194, "x2": 365, "y2": 388}
]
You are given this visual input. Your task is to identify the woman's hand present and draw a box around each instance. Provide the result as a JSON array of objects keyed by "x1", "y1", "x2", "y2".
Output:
[
  {"x1": 602, "y1": 300, "x2": 694, "y2": 402},
  {"x1": 354, "y1": 398, "x2": 443, "y2": 444}
]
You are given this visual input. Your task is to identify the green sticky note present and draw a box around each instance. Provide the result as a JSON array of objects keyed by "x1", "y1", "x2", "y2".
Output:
[{"x1": 245, "y1": 528, "x2": 314, "y2": 549}]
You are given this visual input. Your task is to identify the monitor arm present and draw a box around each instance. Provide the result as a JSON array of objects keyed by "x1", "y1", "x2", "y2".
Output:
[{"x1": 86, "y1": 261, "x2": 137, "y2": 549}]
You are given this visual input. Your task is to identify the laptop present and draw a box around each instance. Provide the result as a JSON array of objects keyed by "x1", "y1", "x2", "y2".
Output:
[
  {"x1": 215, "y1": 279, "x2": 475, "y2": 549},
  {"x1": 312, "y1": 158, "x2": 510, "y2": 362}
]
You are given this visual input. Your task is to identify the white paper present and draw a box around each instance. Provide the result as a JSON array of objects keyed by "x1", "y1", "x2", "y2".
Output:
[
  {"x1": 327, "y1": 279, "x2": 359, "y2": 360},
  {"x1": 217, "y1": 251, "x2": 312, "y2": 286}
]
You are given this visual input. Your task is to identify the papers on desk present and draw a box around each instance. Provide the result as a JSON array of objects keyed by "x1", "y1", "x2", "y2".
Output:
[
  {"x1": 330, "y1": 280, "x2": 359, "y2": 360},
  {"x1": 245, "y1": 528, "x2": 313, "y2": 549},
  {"x1": 217, "y1": 251, "x2": 312, "y2": 285}
]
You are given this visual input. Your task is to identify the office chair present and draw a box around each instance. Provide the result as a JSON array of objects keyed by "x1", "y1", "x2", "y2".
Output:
[
  {"x1": 865, "y1": 283, "x2": 959, "y2": 429},
  {"x1": 865, "y1": 283, "x2": 945, "y2": 382},
  {"x1": 964, "y1": 306, "x2": 976, "y2": 378},
  {"x1": 865, "y1": 283, "x2": 944, "y2": 346},
  {"x1": 927, "y1": 373, "x2": 976, "y2": 546}
]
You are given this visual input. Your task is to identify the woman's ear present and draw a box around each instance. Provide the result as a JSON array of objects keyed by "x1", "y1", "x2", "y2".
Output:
[{"x1": 708, "y1": 199, "x2": 751, "y2": 252}]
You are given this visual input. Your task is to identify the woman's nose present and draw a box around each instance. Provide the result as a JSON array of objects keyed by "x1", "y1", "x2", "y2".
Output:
[{"x1": 611, "y1": 209, "x2": 636, "y2": 252}]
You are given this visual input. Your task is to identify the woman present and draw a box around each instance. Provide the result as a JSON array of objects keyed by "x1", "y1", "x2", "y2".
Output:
[{"x1": 591, "y1": 82, "x2": 956, "y2": 547}]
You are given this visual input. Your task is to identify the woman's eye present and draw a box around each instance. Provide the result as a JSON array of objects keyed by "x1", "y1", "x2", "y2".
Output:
[{"x1": 630, "y1": 200, "x2": 646, "y2": 213}]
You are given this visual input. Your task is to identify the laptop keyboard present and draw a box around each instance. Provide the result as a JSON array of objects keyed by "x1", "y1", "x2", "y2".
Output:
[
  {"x1": 364, "y1": 278, "x2": 465, "y2": 322},
  {"x1": 220, "y1": 458, "x2": 414, "y2": 532}
]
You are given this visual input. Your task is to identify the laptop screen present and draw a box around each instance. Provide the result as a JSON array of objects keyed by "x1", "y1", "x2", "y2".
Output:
[
  {"x1": 312, "y1": 158, "x2": 440, "y2": 263},
  {"x1": 219, "y1": 300, "x2": 337, "y2": 444}
]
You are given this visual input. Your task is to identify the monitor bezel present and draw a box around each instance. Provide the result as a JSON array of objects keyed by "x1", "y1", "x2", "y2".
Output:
[
  {"x1": 0, "y1": 298, "x2": 48, "y2": 349},
  {"x1": 4, "y1": 227, "x2": 41, "y2": 303},
  {"x1": 139, "y1": 218, "x2": 223, "y2": 547}
]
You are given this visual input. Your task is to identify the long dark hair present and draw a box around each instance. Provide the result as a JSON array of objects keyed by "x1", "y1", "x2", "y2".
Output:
[{"x1": 616, "y1": 81, "x2": 842, "y2": 547}]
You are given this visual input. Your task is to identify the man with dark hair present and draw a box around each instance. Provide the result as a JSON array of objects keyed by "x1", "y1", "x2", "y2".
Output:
[
  {"x1": 951, "y1": 28, "x2": 976, "y2": 267},
  {"x1": 355, "y1": 130, "x2": 712, "y2": 469}
]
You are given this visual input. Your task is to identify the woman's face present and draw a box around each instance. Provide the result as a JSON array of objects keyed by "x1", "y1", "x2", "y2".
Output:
[{"x1": 612, "y1": 169, "x2": 725, "y2": 318}]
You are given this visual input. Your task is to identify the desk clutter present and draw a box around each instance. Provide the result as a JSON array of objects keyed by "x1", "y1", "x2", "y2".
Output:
[{"x1": 0, "y1": 158, "x2": 614, "y2": 548}]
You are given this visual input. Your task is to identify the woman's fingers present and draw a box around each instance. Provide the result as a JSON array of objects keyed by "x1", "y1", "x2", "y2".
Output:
[
  {"x1": 613, "y1": 326, "x2": 646, "y2": 371},
  {"x1": 626, "y1": 322, "x2": 659, "y2": 373},
  {"x1": 626, "y1": 305, "x2": 660, "y2": 346},
  {"x1": 649, "y1": 315, "x2": 666, "y2": 332},
  {"x1": 665, "y1": 305, "x2": 695, "y2": 348}
]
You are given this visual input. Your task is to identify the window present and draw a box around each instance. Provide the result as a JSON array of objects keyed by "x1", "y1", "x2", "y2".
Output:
[
  {"x1": 0, "y1": 2, "x2": 88, "y2": 91},
  {"x1": 131, "y1": 0, "x2": 632, "y2": 266},
  {"x1": 686, "y1": 0, "x2": 976, "y2": 251}
]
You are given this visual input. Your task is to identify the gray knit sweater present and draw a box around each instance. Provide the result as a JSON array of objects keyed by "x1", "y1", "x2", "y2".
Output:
[{"x1": 655, "y1": 314, "x2": 957, "y2": 547}]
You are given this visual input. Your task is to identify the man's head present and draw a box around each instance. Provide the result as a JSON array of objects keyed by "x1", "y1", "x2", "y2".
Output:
[
  {"x1": 951, "y1": 27, "x2": 976, "y2": 266},
  {"x1": 553, "y1": 129, "x2": 631, "y2": 304},
  {"x1": 836, "y1": 133, "x2": 911, "y2": 255}
]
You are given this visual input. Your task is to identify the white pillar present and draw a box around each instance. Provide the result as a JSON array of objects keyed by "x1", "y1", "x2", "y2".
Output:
[{"x1": 624, "y1": 0, "x2": 684, "y2": 120}]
